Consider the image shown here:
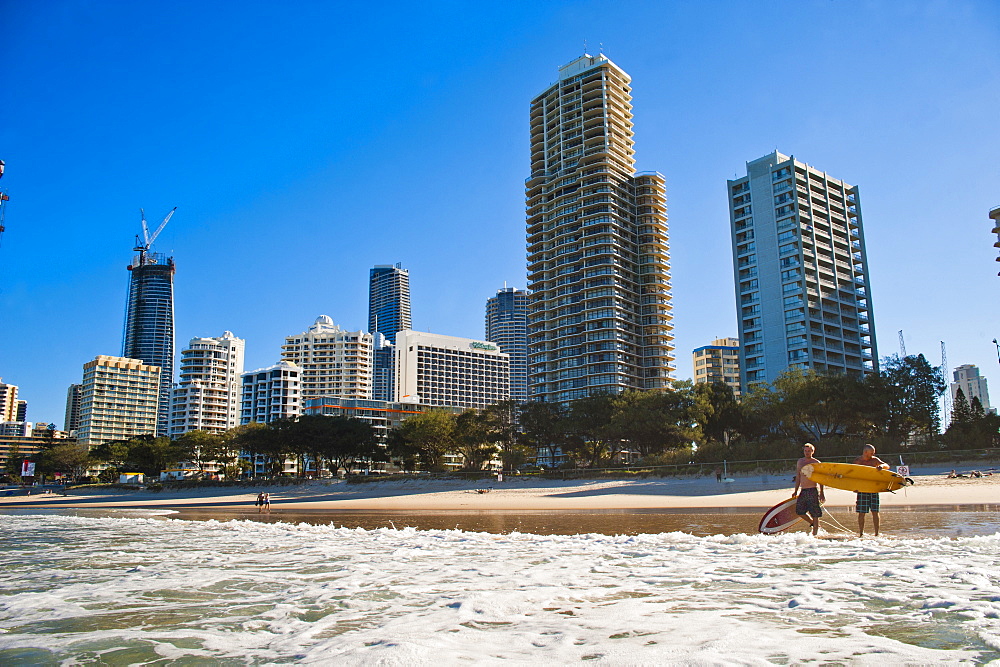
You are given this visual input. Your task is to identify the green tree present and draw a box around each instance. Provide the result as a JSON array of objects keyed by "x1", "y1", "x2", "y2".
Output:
[
  {"x1": 175, "y1": 430, "x2": 225, "y2": 474},
  {"x1": 310, "y1": 415, "x2": 381, "y2": 475},
  {"x1": 951, "y1": 388, "x2": 973, "y2": 426},
  {"x1": 39, "y1": 443, "x2": 91, "y2": 480},
  {"x1": 879, "y1": 354, "x2": 945, "y2": 443},
  {"x1": 387, "y1": 410, "x2": 456, "y2": 471},
  {"x1": 454, "y1": 410, "x2": 501, "y2": 471},
  {"x1": 518, "y1": 401, "x2": 569, "y2": 466},
  {"x1": 612, "y1": 387, "x2": 694, "y2": 458},
  {"x1": 564, "y1": 392, "x2": 619, "y2": 467}
]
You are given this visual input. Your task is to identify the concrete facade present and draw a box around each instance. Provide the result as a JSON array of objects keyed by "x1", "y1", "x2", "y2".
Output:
[
  {"x1": 64, "y1": 383, "x2": 82, "y2": 433},
  {"x1": 728, "y1": 151, "x2": 878, "y2": 387},
  {"x1": 951, "y1": 364, "x2": 992, "y2": 412},
  {"x1": 77, "y1": 356, "x2": 160, "y2": 446},
  {"x1": 240, "y1": 360, "x2": 302, "y2": 424},
  {"x1": 692, "y1": 337, "x2": 742, "y2": 396},
  {"x1": 0, "y1": 379, "x2": 18, "y2": 422},
  {"x1": 394, "y1": 330, "x2": 509, "y2": 410},
  {"x1": 526, "y1": 54, "x2": 675, "y2": 403},
  {"x1": 169, "y1": 331, "x2": 245, "y2": 437},
  {"x1": 281, "y1": 316, "x2": 374, "y2": 401},
  {"x1": 486, "y1": 287, "x2": 530, "y2": 405}
]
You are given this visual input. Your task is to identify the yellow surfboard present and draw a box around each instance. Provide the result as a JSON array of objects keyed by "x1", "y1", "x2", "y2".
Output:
[{"x1": 803, "y1": 462, "x2": 913, "y2": 493}]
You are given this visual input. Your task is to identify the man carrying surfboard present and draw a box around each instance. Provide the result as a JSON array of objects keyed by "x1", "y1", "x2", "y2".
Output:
[
  {"x1": 792, "y1": 443, "x2": 825, "y2": 536},
  {"x1": 853, "y1": 444, "x2": 889, "y2": 537}
]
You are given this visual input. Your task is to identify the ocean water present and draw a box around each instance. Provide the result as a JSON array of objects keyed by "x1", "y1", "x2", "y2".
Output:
[{"x1": 1, "y1": 513, "x2": 998, "y2": 665}]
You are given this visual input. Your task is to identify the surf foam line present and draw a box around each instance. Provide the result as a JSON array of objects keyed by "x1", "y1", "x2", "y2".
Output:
[{"x1": 1, "y1": 514, "x2": 998, "y2": 664}]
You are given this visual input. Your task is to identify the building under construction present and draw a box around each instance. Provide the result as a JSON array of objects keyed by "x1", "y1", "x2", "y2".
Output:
[{"x1": 122, "y1": 209, "x2": 176, "y2": 437}]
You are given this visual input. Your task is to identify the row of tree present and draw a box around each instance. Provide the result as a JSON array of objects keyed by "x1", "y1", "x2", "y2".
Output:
[{"x1": 7, "y1": 353, "x2": 996, "y2": 482}]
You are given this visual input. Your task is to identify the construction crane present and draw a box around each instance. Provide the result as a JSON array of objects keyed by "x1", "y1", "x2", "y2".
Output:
[
  {"x1": 0, "y1": 159, "x2": 8, "y2": 248},
  {"x1": 898, "y1": 330, "x2": 907, "y2": 357},
  {"x1": 133, "y1": 207, "x2": 177, "y2": 265}
]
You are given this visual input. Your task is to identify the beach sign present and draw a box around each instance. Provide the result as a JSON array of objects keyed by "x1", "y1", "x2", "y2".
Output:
[{"x1": 897, "y1": 465, "x2": 910, "y2": 478}]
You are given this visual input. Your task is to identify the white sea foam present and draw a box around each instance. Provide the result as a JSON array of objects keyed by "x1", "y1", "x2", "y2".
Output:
[{"x1": 0, "y1": 514, "x2": 997, "y2": 664}]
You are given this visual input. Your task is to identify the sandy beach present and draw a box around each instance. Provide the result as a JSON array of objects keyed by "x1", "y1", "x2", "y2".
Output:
[{"x1": 3, "y1": 466, "x2": 997, "y2": 514}]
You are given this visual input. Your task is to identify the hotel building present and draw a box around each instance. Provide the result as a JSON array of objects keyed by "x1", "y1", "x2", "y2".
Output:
[
  {"x1": 240, "y1": 360, "x2": 302, "y2": 424},
  {"x1": 281, "y1": 316, "x2": 374, "y2": 401},
  {"x1": 486, "y1": 287, "x2": 530, "y2": 405},
  {"x1": 728, "y1": 151, "x2": 878, "y2": 387},
  {"x1": 77, "y1": 356, "x2": 160, "y2": 446},
  {"x1": 169, "y1": 331, "x2": 246, "y2": 437},
  {"x1": 692, "y1": 338, "x2": 742, "y2": 397},
  {"x1": 526, "y1": 54, "x2": 675, "y2": 403},
  {"x1": 395, "y1": 330, "x2": 509, "y2": 410}
]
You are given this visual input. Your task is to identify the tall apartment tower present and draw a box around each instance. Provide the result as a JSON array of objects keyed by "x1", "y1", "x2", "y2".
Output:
[
  {"x1": 951, "y1": 364, "x2": 991, "y2": 412},
  {"x1": 0, "y1": 379, "x2": 18, "y2": 421},
  {"x1": 15, "y1": 400, "x2": 27, "y2": 422},
  {"x1": 77, "y1": 356, "x2": 160, "y2": 446},
  {"x1": 486, "y1": 287, "x2": 530, "y2": 405},
  {"x1": 728, "y1": 151, "x2": 878, "y2": 387},
  {"x1": 281, "y1": 316, "x2": 374, "y2": 401},
  {"x1": 64, "y1": 383, "x2": 82, "y2": 432},
  {"x1": 369, "y1": 264, "x2": 411, "y2": 337},
  {"x1": 169, "y1": 331, "x2": 246, "y2": 437},
  {"x1": 526, "y1": 54, "x2": 675, "y2": 403},
  {"x1": 692, "y1": 337, "x2": 742, "y2": 397},
  {"x1": 369, "y1": 264, "x2": 411, "y2": 402},
  {"x1": 123, "y1": 241, "x2": 175, "y2": 437}
]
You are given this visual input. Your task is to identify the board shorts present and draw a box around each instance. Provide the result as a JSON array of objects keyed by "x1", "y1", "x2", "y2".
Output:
[
  {"x1": 796, "y1": 487, "x2": 823, "y2": 518},
  {"x1": 856, "y1": 492, "x2": 880, "y2": 513}
]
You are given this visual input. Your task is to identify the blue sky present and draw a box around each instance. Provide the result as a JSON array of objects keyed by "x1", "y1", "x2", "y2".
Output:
[{"x1": 2, "y1": 1, "x2": 999, "y2": 428}]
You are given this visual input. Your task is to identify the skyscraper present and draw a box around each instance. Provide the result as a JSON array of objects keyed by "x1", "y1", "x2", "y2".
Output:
[
  {"x1": 0, "y1": 379, "x2": 18, "y2": 421},
  {"x1": 64, "y1": 383, "x2": 82, "y2": 433},
  {"x1": 369, "y1": 263, "x2": 411, "y2": 337},
  {"x1": 486, "y1": 287, "x2": 530, "y2": 405},
  {"x1": 526, "y1": 54, "x2": 675, "y2": 403},
  {"x1": 728, "y1": 151, "x2": 877, "y2": 387},
  {"x1": 123, "y1": 231, "x2": 175, "y2": 437},
  {"x1": 169, "y1": 331, "x2": 246, "y2": 437},
  {"x1": 369, "y1": 264, "x2": 411, "y2": 403}
]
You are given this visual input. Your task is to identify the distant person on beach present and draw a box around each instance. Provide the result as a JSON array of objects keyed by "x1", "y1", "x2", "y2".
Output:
[
  {"x1": 853, "y1": 444, "x2": 888, "y2": 537},
  {"x1": 256, "y1": 492, "x2": 265, "y2": 513},
  {"x1": 793, "y1": 443, "x2": 825, "y2": 536},
  {"x1": 714, "y1": 468, "x2": 722, "y2": 483},
  {"x1": 262, "y1": 493, "x2": 271, "y2": 513}
]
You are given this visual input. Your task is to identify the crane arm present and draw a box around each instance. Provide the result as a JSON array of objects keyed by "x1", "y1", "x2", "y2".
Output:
[{"x1": 145, "y1": 207, "x2": 177, "y2": 250}]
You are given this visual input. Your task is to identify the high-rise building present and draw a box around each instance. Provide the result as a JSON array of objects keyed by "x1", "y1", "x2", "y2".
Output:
[
  {"x1": 0, "y1": 379, "x2": 18, "y2": 421},
  {"x1": 240, "y1": 361, "x2": 302, "y2": 424},
  {"x1": 281, "y1": 316, "x2": 374, "y2": 401},
  {"x1": 123, "y1": 240, "x2": 175, "y2": 437},
  {"x1": 692, "y1": 337, "x2": 742, "y2": 397},
  {"x1": 369, "y1": 264, "x2": 410, "y2": 404},
  {"x1": 526, "y1": 54, "x2": 675, "y2": 403},
  {"x1": 169, "y1": 331, "x2": 246, "y2": 437},
  {"x1": 77, "y1": 356, "x2": 160, "y2": 446},
  {"x1": 64, "y1": 383, "x2": 82, "y2": 432},
  {"x1": 369, "y1": 264, "x2": 411, "y2": 338},
  {"x1": 991, "y1": 206, "x2": 1000, "y2": 276},
  {"x1": 951, "y1": 364, "x2": 991, "y2": 412},
  {"x1": 728, "y1": 151, "x2": 878, "y2": 387},
  {"x1": 394, "y1": 330, "x2": 509, "y2": 410},
  {"x1": 486, "y1": 287, "x2": 530, "y2": 405},
  {"x1": 14, "y1": 400, "x2": 26, "y2": 422}
]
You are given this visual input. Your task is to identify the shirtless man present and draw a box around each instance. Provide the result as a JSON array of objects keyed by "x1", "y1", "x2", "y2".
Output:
[
  {"x1": 793, "y1": 443, "x2": 825, "y2": 536},
  {"x1": 853, "y1": 444, "x2": 888, "y2": 536}
]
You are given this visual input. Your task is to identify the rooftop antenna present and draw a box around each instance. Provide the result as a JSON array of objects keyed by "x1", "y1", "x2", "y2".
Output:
[
  {"x1": 583, "y1": 39, "x2": 588, "y2": 54},
  {"x1": 599, "y1": 42, "x2": 604, "y2": 55}
]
